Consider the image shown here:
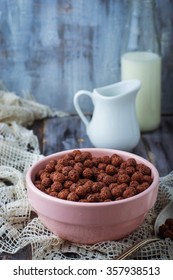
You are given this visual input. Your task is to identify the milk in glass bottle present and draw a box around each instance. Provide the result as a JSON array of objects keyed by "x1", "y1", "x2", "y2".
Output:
[{"x1": 121, "y1": 0, "x2": 161, "y2": 132}]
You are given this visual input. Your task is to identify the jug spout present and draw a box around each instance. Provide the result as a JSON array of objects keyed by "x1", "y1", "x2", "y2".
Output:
[
  {"x1": 93, "y1": 79, "x2": 141, "y2": 99},
  {"x1": 125, "y1": 79, "x2": 141, "y2": 95},
  {"x1": 111, "y1": 79, "x2": 141, "y2": 99}
]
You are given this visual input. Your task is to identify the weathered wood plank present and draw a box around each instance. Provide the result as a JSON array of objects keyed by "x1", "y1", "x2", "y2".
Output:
[
  {"x1": 32, "y1": 115, "x2": 173, "y2": 177},
  {"x1": 141, "y1": 116, "x2": 173, "y2": 176},
  {"x1": 29, "y1": 119, "x2": 45, "y2": 153},
  {"x1": 0, "y1": 244, "x2": 32, "y2": 260},
  {"x1": 41, "y1": 116, "x2": 93, "y2": 155}
]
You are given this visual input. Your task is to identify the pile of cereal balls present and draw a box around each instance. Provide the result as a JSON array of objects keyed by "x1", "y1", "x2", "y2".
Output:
[
  {"x1": 34, "y1": 150, "x2": 153, "y2": 203},
  {"x1": 158, "y1": 218, "x2": 173, "y2": 240}
]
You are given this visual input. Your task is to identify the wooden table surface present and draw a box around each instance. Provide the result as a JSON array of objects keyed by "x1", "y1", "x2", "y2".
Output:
[
  {"x1": 33, "y1": 114, "x2": 173, "y2": 177},
  {"x1": 1, "y1": 114, "x2": 173, "y2": 259}
]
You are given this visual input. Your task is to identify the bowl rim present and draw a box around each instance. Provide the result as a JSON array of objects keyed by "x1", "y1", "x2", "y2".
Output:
[{"x1": 26, "y1": 148, "x2": 159, "y2": 207}]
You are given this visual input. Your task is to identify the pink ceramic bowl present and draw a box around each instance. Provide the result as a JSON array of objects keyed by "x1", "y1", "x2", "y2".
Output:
[{"x1": 26, "y1": 148, "x2": 159, "y2": 244}]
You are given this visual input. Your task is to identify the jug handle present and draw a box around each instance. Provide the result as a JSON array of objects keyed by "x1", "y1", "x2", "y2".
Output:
[{"x1": 73, "y1": 90, "x2": 93, "y2": 128}]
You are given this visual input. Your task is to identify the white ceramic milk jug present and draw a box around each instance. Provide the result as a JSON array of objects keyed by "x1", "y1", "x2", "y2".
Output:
[{"x1": 73, "y1": 80, "x2": 141, "y2": 151}]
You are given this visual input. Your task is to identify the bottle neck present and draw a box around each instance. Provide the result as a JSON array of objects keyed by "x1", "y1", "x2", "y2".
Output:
[{"x1": 122, "y1": 0, "x2": 160, "y2": 55}]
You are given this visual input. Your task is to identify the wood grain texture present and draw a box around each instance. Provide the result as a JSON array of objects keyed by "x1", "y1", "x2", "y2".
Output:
[
  {"x1": 41, "y1": 115, "x2": 93, "y2": 155},
  {"x1": 0, "y1": 244, "x2": 32, "y2": 260},
  {"x1": 32, "y1": 115, "x2": 173, "y2": 176},
  {"x1": 140, "y1": 116, "x2": 173, "y2": 176},
  {"x1": 0, "y1": 0, "x2": 172, "y2": 113}
]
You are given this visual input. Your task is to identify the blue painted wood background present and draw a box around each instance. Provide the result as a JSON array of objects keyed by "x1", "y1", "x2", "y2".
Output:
[{"x1": 0, "y1": 0, "x2": 172, "y2": 113}]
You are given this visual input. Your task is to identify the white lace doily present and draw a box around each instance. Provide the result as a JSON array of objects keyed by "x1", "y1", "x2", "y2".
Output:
[{"x1": 0, "y1": 121, "x2": 173, "y2": 260}]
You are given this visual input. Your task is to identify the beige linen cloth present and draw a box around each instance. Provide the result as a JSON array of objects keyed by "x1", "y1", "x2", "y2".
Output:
[
  {"x1": 0, "y1": 89, "x2": 173, "y2": 260},
  {"x1": 0, "y1": 88, "x2": 67, "y2": 126}
]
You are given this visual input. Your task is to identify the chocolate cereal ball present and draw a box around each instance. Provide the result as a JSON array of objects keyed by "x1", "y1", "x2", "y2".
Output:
[
  {"x1": 58, "y1": 189, "x2": 70, "y2": 200},
  {"x1": 100, "y1": 187, "x2": 112, "y2": 200},
  {"x1": 131, "y1": 171, "x2": 144, "y2": 183},
  {"x1": 67, "y1": 192, "x2": 79, "y2": 201},
  {"x1": 63, "y1": 180, "x2": 73, "y2": 189},
  {"x1": 111, "y1": 154, "x2": 123, "y2": 167},
  {"x1": 136, "y1": 163, "x2": 151, "y2": 175},
  {"x1": 129, "y1": 180, "x2": 139, "y2": 189},
  {"x1": 45, "y1": 162, "x2": 56, "y2": 173},
  {"x1": 118, "y1": 174, "x2": 131, "y2": 184},
  {"x1": 50, "y1": 181, "x2": 63, "y2": 192},
  {"x1": 158, "y1": 219, "x2": 173, "y2": 240},
  {"x1": 143, "y1": 175, "x2": 153, "y2": 185},
  {"x1": 105, "y1": 164, "x2": 117, "y2": 175},
  {"x1": 74, "y1": 162, "x2": 83, "y2": 175},
  {"x1": 98, "y1": 162, "x2": 107, "y2": 170},
  {"x1": 52, "y1": 172, "x2": 66, "y2": 183},
  {"x1": 82, "y1": 168, "x2": 93, "y2": 179},
  {"x1": 92, "y1": 182, "x2": 104, "y2": 193},
  {"x1": 87, "y1": 193, "x2": 100, "y2": 202},
  {"x1": 35, "y1": 181, "x2": 45, "y2": 192},
  {"x1": 68, "y1": 169, "x2": 80, "y2": 182},
  {"x1": 136, "y1": 182, "x2": 149, "y2": 193},
  {"x1": 62, "y1": 166, "x2": 73, "y2": 176},
  {"x1": 71, "y1": 149, "x2": 81, "y2": 157},
  {"x1": 97, "y1": 172, "x2": 106, "y2": 182},
  {"x1": 55, "y1": 164, "x2": 64, "y2": 172},
  {"x1": 49, "y1": 191, "x2": 58, "y2": 197},
  {"x1": 83, "y1": 159, "x2": 93, "y2": 168},
  {"x1": 102, "y1": 156, "x2": 111, "y2": 164},
  {"x1": 123, "y1": 187, "x2": 137, "y2": 198},
  {"x1": 75, "y1": 185, "x2": 88, "y2": 198},
  {"x1": 40, "y1": 171, "x2": 50, "y2": 180},
  {"x1": 41, "y1": 177, "x2": 52, "y2": 188},
  {"x1": 125, "y1": 166, "x2": 136, "y2": 176},
  {"x1": 111, "y1": 183, "x2": 127, "y2": 198},
  {"x1": 103, "y1": 175, "x2": 115, "y2": 185}
]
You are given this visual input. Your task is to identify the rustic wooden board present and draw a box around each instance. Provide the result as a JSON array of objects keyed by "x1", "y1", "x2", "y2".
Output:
[
  {"x1": 140, "y1": 116, "x2": 173, "y2": 176},
  {"x1": 0, "y1": 244, "x2": 32, "y2": 260},
  {"x1": 41, "y1": 116, "x2": 93, "y2": 155},
  {"x1": 32, "y1": 115, "x2": 173, "y2": 176}
]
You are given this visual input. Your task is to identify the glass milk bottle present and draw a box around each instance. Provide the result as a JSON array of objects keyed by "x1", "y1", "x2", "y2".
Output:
[{"x1": 121, "y1": 0, "x2": 161, "y2": 132}]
